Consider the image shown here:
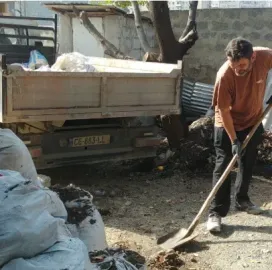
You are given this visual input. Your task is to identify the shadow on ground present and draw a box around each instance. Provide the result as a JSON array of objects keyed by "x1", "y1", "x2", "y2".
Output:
[{"x1": 39, "y1": 161, "x2": 272, "y2": 254}]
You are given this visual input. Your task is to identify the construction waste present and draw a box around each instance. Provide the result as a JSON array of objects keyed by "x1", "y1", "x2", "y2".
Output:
[
  {"x1": 8, "y1": 51, "x2": 97, "y2": 72},
  {"x1": 158, "y1": 116, "x2": 272, "y2": 173},
  {"x1": 50, "y1": 184, "x2": 108, "y2": 253},
  {"x1": 257, "y1": 130, "x2": 272, "y2": 164},
  {"x1": 0, "y1": 170, "x2": 91, "y2": 270},
  {"x1": 0, "y1": 169, "x2": 146, "y2": 270},
  {"x1": 89, "y1": 249, "x2": 146, "y2": 270}
]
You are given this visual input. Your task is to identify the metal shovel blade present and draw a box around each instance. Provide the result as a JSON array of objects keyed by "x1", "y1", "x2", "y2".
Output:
[{"x1": 157, "y1": 228, "x2": 198, "y2": 250}]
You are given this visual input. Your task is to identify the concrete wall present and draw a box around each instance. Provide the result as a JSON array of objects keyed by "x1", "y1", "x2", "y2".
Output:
[
  {"x1": 72, "y1": 17, "x2": 104, "y2": 57},
  {"x1": 103, "y1": 15, "x2": 155, "y2": 60},
  {"x1": 59, "y1": 14, "x2": 155, "y2": 61},
  {"x1": 169, "y1": 8, "x2": 272, "y2": 84}
]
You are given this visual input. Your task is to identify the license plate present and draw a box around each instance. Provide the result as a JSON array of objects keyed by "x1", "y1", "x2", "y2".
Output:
[{"x1": 71, "y1": 135, "x2": 110, "y2": 147}]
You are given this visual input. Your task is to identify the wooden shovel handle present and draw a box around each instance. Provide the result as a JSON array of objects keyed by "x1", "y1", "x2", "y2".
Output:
[{"x1": 186, "y1": 103, "x2": 272, "y2": 235}]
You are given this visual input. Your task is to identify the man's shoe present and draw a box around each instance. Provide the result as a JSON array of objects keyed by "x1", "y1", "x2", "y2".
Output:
[
  {"x1": 235, "y1": 200, "x2": 263, "y2": 215},
  {"x1": 207, "y1": 214, "x2": 221, "y2": 232}
]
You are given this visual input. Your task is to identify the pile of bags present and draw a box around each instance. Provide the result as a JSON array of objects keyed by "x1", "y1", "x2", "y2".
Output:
[
  {"x1": 9, "y1": 51, "x2": 97, "y2": 72},
  {"x1": 0, "y1": 129, "x2": 41, "y2": 187},
  {"x1": 51, "y1": 52, "x2": 96, "y2": 72},
  {"x1": 0, "y1": 170, "x2": 91, "y2": 270},
  {"x1": 0, "y1": 128, "x2": 146, "y2": 269},
  {"x1": 51, "y1": 184, "x2": 108, "y2": 253}
]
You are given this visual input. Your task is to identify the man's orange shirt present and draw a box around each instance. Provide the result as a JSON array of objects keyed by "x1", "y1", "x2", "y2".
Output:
[{"x1": 212, "y1": 47, "x2": 272, "y2": 131}]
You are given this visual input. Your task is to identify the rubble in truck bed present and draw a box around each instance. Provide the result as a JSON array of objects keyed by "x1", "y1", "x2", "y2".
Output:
[
  {"x1": 51, "y1": 184, "x2": 94, "y2": 224},
  {"x1": 157, "y1": 117, "x2": 272, "y2": 173}
]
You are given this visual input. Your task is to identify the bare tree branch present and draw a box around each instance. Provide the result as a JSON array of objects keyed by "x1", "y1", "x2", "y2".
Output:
[
  {"x1": 180, "y1": 1, "x2": 198, "y2": 39},
  {"x1": 179, "y1": 29, "x2": 198, "y2": 43},
  {"x1": 149, "y1": 1, "x2": 180, "y2": 63},
  {"x1": 73, "y1": 6, "x2": 133, "y2": 60},
  {"x1": 131, "y1": 1, "x2": 155, "y2": 53}
]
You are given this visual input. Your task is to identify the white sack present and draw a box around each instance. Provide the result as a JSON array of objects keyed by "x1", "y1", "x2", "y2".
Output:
[
  {"x1": 68, "y1": 210, "x2": 108, "y2": 253},
  {"x1": 2, "y1": 238, "x2": 92, "y2": 270},
  {"x1": 60, "y1": 192, "x2": 108, "y2": 252},
  {"x1": 0, "y1": 171, "x2": 69, "y2": 267},
  {"x1": 0, "y1": 129, "x2": 41, "y2": 187},
  {"x1": 51, "y1": 52, "x2": 96, "y2": 72}
]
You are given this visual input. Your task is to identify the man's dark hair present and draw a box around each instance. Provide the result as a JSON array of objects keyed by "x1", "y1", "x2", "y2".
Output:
[{"x1": 225, "y1": 37, "x2": 253, "y2": 61}]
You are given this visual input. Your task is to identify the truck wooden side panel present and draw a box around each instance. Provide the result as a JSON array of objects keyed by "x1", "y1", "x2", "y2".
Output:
[{"x1": 1, "y1": 60, "x2": 182, "y2": 123}]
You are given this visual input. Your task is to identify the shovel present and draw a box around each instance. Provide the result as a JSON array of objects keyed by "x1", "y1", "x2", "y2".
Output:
[{"x1": 157, "y1": 95, "x2": 272, "y2": 250}]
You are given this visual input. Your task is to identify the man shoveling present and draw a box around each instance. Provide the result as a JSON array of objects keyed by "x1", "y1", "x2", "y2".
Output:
[{"x1": 207, "y1": 37, "x2": 272, "y2": 232}]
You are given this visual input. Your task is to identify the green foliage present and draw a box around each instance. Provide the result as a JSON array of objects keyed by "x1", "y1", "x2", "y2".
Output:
[{"x1": 89, "y1": 0, "x2": 148, "y2": 8}]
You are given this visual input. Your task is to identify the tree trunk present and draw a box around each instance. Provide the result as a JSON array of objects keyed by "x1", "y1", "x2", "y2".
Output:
[
  {"x1": 73, "y1": 6, "x2": 133, "y2": 60},
  {"x1": 149, "y1": 1, "x2": 198, "y2": 148},
  {"x1": 149, "y1": 1, "x2": 180, "y2": 63},
  {"x1": 131, "y1": 1, "x2": 154, "y2": 53},
  {"x1": 149, "y1": 1, "x2": 198, "y2": 63}
]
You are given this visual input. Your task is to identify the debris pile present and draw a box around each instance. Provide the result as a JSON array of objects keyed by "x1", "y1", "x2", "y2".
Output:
[
  {"x1": 257, "y1": 131, "x2": 272, "y2": 164},
  {"x1": 179, "y1": 116, "x2": 215, "y2": 171},
  {"x1": 50, "y1": 184, "x2": 146, "y2": 269},
  {"x1": 51, "y1": 184, "x2": 108, "y2": 253},
  {"x1": 89, "y1": 248, "x2": 146, "y2": 269},
  {"x1": 158, "y1": 117, "x2": 272, "y2": 172},
  {"x1": 51, "y1": 184, "x2": 94, "y2": 224},
  {"x1": 148, "y1": 250, "x2": 184, "y2": 270},
  {"x1": 0, "y1": 170, "x2": 91, "y2": 270}
]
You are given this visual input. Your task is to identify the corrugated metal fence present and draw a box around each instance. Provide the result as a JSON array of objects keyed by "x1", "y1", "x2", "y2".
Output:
[{"x1": 181, "y1": 79, "x2": 214, "y2": 118}]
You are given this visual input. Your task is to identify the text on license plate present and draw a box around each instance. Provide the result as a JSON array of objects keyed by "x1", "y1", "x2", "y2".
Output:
[{"x1": 71, "y1": 135, "x2": 110, "y2": 147}]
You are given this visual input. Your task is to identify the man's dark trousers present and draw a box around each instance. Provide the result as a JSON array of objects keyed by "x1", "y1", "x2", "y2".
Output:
[{"x1": 209, "y1": 124, "x2": 264, "y2": 217}]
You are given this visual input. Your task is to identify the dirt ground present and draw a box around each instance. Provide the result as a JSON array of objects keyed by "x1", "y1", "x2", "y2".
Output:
[{"x1": 41, "y1": 161, "x2": 272, "y2": 270}]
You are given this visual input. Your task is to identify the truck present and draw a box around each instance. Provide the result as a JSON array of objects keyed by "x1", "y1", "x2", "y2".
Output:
[{"x1": 0, "y1": 14, "x2": 183, "y2": 169}]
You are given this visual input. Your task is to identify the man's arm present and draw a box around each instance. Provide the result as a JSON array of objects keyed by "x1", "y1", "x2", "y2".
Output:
[
  {"x1": 214, "y1": 75, "x2": 236, "y2": 143},
  {"x1": 219, "y1": 108, "x2": 237, "y2": 143}
]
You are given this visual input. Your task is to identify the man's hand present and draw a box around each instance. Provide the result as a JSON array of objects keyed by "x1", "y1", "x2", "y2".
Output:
[{"x1": 232, "y1": 139, "x2": 243, "y2": 157}]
